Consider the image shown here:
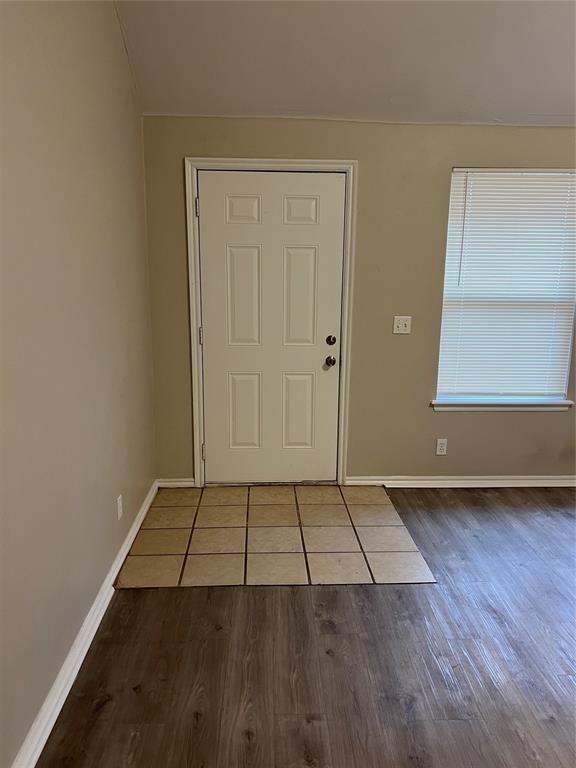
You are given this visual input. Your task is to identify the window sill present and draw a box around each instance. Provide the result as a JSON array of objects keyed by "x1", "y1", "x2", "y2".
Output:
[{"x1": 431, "y1": 398, "x2": 574, "y2": 412}]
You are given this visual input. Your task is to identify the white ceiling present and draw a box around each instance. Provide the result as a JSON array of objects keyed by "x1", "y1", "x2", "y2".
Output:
[{"x1": 117, "y1": 1, "x2": 576, "y2": 126}]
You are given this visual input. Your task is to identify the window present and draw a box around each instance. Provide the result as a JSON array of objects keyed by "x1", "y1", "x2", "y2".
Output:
[{"x1": 434, "y1": 169, "x2": 576, "y2": 411}]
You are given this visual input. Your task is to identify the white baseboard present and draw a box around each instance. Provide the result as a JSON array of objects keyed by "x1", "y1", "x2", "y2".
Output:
[
  {"x1": 156, "y1": 477, "x2": 197, "y2": 487},
  {"x1": 10, "y1": 469, "x2": 574, "y2": 766},
  {"x1": 345, "y1": 475, "x2": 576, "y2": 488},
  {"x1": 10, "y1": 479, "x2": 159, "y2": 768}
]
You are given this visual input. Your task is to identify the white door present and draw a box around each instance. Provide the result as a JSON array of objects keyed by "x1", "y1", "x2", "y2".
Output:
[{"x1": 198, "y1": 170, "x2": 346, "y2": 483}]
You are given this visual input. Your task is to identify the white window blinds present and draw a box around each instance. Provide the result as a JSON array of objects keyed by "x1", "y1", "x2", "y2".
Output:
[{"x1": 435, "y1": 169, "x2": 576, "y2": 406}]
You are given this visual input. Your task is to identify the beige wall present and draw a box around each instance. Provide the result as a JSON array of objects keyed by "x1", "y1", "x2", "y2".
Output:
[
  {"x1": 144, "y1": 116, "x2": 575, "y2": 479},
  {"x1": 0, "y1": 4, "x2": 155, "y2": 764}
]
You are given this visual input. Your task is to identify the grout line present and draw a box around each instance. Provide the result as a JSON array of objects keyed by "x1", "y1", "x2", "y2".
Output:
[
  {"x1": 246, "y1": 502, "x2": 300, "y2": 506},
  {"x1": 128, "y1": 548, "x2": 395, "y2": 557},
  {"x1": 341, "y1": 489, "x2": 377, "y2": 584},
  {"x1": 188, "y1": 551, "x2": 246, "y2": 555},
  {"x1": 269, "y1": 550, "x2": 373, "y2": 555},
  {"x1": 243, "y1": 488, "x2": 250, "y2": 584},
  {"x1": 189, "y1": 525, "x2": 248, "y2": 530},
  {"x1": 128, "y1": 552, "x2": 189, "y2": 558},
  {"x1": 180, "y1": 552, "x2": 247, "y2": 558},
  {"x1": 177, "y1": 489, "x2": 203, "y2": 585},
  {"x1": 150, "y1": 501, "x2": 201, "y2": 508},
  {"x1": 294, "y1": 485, "x2": 312, "y2": 585},
  {"x1": 126, "y1": 485, "x2": 427, "y2": 587},
  {"x1": 153, "y1": 523, "x2": 407, "y2": 529},
  {"x1": 140, "y1": 525, "x2": 197, "y2": 531},
  {"x1": 248, "y1": 523, "x2": 348, "y2": 528},
  {"x1": 195, "y1": 550, "x2": 377, "y2": 555},
  {"x1": 199, "y1": 503, "x2": 250, "y2": 507}
]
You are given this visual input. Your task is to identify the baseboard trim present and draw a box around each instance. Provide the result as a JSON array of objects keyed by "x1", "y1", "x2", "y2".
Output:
[
  {"x1": 156, "y1": 477, "x2": 197, "y2": 487},
  {"x1": 10, "y1": 479, "x2": 158, "y2": 768},
  {"x1": 345, "y1": 475, "x2": 576, "y2": 488},
  {"x1": 10, "y1": 469, "x2": 574, "y2": 765}
]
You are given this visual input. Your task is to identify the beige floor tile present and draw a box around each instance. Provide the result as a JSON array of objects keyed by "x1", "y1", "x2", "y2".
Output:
[
  {"x1": 249, "y1": 485, "x2": 295, "y2": 505},
  {"x1": 299, "y1": 504, "x2": 351, "y2": 526},
  {"x1": 347, "y1": 504, "x2": 403, "y2": 526},
  {"x1": 181, "y1": 554, "x2": 245, "y2": 586},
  {"x1": 152, "y1": 487, "x2": 201, "y2": 507},
  {"x1": 307, "y1": 553, "x2": 372, "y2": 585},
  {"x1": 247, "y1": 553, "x2": 308, "y2": 585},
  {"x1": 302, "y1": 526, "x2": 360, "y2": 552},
  {"x1": 201, "y1": 486, "x2": 248, "y2": 505},
  {"x1": 189, "y1": 527, "x2": 246, "y2": 554},
  {"x1": 295, "y1": 485, "x2": 343, "y2": 504},
  {"x1": 248, "y1": 505, "x2": 299, "y2": 526},
  {"x1": 131, "y1": 528, "x2": 190, "y2": 555},
  {"x1": 194, "y1": 505, "x2": 247, "y2": 528},
  {"x1": 116, "y1": 555, "x2": 184, "y2": 588},
  {"x1": 142, "y1": 506, "x2": 197, "y2": 529},
  {"x1": 248, "y1": 527, "x2": 303, "y2": 553},
  {"x1": 341, "y1": 486, "x2": 391, "y2": 504},
  {"x1": 367, "y1": 552, "x2": 435, "y2": 583},
  {"x1": 356, "y1": 526, "x2": 418, "y2": 552}
]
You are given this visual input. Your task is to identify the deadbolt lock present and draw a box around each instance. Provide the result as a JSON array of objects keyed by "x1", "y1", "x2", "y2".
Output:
[{"x1": 326, "y1": 335, "x2": 337, "y2": 345}]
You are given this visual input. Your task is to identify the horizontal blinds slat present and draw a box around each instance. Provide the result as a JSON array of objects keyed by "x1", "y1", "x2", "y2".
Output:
[{"x1": 437, "y1": 169, "x2": 576, "y2": 400}]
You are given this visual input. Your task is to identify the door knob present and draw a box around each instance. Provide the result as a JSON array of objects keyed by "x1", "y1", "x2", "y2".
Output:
[
  {"x1": 325, "y1": 356, "x2": 337, "y2": 367},
  {"x1": 326, "y1": 335, "x2": 337, "y2": 346}
]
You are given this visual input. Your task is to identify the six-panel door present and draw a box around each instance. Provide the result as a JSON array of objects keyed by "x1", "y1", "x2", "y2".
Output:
[{"x1": 198, "y1": 170, "x2": 346, "y2": 482}]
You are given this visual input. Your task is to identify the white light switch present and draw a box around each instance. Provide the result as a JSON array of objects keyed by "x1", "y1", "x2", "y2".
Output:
[
  {"x1": 436, "y1": 438, "x2": 448, "y2": 456},
  {"x1": 393, "y1": 316, "x2": 412, "y2": 334}
]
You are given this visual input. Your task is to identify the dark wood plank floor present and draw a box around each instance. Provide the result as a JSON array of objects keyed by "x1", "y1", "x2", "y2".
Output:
[{"x1": 37, "y1": 488, "x2": 576, "y2": 768}]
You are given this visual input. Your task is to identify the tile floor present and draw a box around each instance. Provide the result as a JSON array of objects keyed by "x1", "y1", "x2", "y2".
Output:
[{"x1": 116, "y1": 485, "x2": 436, "y2": 588}]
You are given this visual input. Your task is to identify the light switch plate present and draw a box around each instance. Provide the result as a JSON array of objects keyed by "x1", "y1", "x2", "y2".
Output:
[{"x1": 393, "y1": 316, "x2": 412, "y2": 334}]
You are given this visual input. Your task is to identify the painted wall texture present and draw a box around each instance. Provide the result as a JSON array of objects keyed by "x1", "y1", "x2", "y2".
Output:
[
  {"x1": 143, "y1": 116, "x2": 575, "y2": 479},
  {"x1": 0, "y1": 4, "x2": 155, "y2": 763}
]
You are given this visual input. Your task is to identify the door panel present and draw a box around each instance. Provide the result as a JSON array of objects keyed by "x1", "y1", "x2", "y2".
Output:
[
  {"x1": 282, "y1": 373, "x2": 315, "y2": 449},
  {"x1": 228, "y1": 373, "x2": 261, "y2": 448},
  {"x1": 226, "y1": 245, "x2": 261, "y2": 345},
  {"x1": 199, "y1": 170, "x2": 345, "y2": 483},
  {"x1": 283, "y1": 246, "x2": 318, "y2": 345}
]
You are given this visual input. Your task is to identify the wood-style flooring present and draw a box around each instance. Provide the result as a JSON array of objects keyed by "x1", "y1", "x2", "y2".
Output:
[{"x1": 37, "y1": 487, "x2": 576, "y2": 767}]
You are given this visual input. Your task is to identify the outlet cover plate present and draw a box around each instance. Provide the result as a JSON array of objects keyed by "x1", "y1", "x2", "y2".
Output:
[
  {"x1": 393, "y1": 316, "x2": 412, "y2": 334},
  {"x1": 436, "y1": 438, "x2": 448, "y2": 456}
]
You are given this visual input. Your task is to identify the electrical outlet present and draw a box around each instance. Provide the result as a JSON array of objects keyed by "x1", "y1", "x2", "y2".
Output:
[
  {"x1": 436, "y1": 438, "x2": 448, "y2": 456},
  {"x1": 393, "y1": 316, "x2": 412, "y2": 334},
  {"x1": 117, "y1": 494, "x2": 123, "y2": 521}
]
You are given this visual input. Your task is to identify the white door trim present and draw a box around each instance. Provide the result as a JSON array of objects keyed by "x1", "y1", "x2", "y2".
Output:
[{"x1": 184, "y1": 158, "x2": 358, "y2": 487}]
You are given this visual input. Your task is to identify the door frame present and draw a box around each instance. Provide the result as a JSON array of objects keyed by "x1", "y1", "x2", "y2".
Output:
[{"x1": 184, "y1": 157, "x2": 358, "y2": 487}]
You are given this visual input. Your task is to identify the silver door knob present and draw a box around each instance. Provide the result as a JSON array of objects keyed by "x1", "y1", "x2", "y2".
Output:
[{"x1": 325, "y1": 356, "x2": 337, "y2": 367}]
